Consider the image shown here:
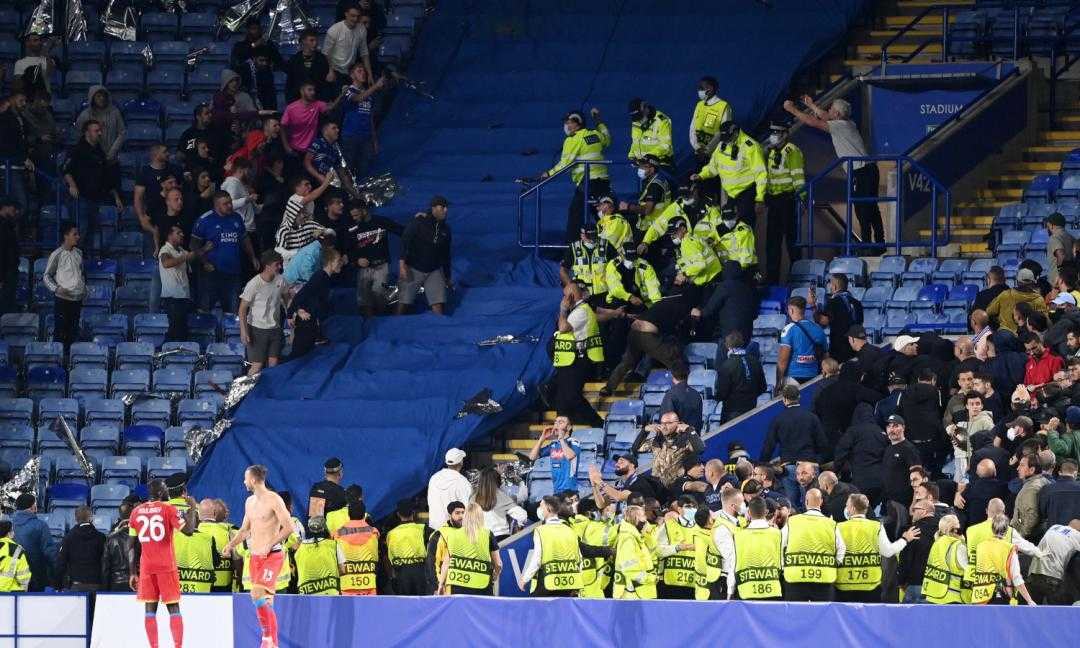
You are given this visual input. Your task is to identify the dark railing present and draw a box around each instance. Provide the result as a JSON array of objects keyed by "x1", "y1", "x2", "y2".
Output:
[
  {"x1": 516, "y1": 160, "x2": 614, "y2": 253},
  {"x1": 2, "y1": 157, "x2": 67, "y2": 249},
  {"x1": 797, "y1": 155, "x2": 951, "y2": 257},
  {"x1": 879, "y1": 4, "x2": 1020, "y2": 76}
]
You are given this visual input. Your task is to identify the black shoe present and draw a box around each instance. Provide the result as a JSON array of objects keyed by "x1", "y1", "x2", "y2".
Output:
[{"x1": 599, "y1": 386, "x2": 613, "y2": 398}]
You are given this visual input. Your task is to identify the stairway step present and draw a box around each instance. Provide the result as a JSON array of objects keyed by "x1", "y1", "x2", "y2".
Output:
[
  {"x1": 1042, "y1": 131, "x2": 1080, "y2": 141},
  {"x1": 896, "y1": 0, "x2": 973, "y2": 13},
  {"x1": 867, "y1": 29, "x2": 942, "y2": 39},
  {"x1": 960, "y1": 242, "x2": 991, "y2": 253},
  {"x1": 857, "y1": 43, "x2": 942, "y2": 56},
  {"x1": 1006, "y1": 162, "x2": 1061, "y2": 172},
  {"x1": 957, "y1": 201, "x2": 1013, "y2": 209},
  {"x1": 507, "y1": 439, "x2": 541, "y2": 450},
  {"x1": 491, "y1": 453, "x2": 520, "y2": 462},
  {"x1": 938, "y1": 216, "x2": 993, "y2": 226},
  {"x1": 885, "y1": 14, "x2": 956, "y2": 27},
  {"x1": 920, "y1": 228, "x2": 987, "y2": 237}
]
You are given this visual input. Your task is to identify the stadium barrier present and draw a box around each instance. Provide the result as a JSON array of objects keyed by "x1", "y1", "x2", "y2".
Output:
[
  {"x1": 0, "y1": 592, "x2": 90, "y2": 647},
  {"x1": 497, "y1": 378, "x2": 824, "y2": 597},
  {"x1": 89, "y1": 593, "x2": 1080, "y2": 647}
]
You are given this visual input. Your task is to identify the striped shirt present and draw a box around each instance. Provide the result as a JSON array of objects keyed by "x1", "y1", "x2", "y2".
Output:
[{"x1": 276, "y1": 194, "x2": 321, "y2": 251}]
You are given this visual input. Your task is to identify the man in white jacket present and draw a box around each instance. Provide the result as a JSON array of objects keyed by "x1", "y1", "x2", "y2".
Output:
[{"x1": 427, "y1": 448, "x2": 473, "y2": 530}]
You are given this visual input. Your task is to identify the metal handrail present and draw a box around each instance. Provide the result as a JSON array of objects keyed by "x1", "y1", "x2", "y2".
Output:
[
  {"x1": 2, "y1": 157, "x2": 67, "y2": 249},
  {"x1": 516, "y1": 159, "x2": 614, "y2": 253},
  {"x1": 797, "y1": 154, "x2": 951, "y2": 257}
]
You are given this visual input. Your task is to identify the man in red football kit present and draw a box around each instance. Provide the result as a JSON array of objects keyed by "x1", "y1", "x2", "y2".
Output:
[
  {"x1": 128, "y1": 479, "x2": 197, "y2": 648},
  {"x1": 223, "y1": 465, "x2": 294, "y2": 648}
]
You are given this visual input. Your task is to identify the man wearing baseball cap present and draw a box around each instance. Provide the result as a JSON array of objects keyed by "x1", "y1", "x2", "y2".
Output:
[
  {"x1": 426, "y1": 448, "x2": 473, "y2": 530},
  {"x1": 986, "y1": 267, "x2": 1048, "y2": 333},
  {"x1": 397, "y1": 196, "x2": 453, "y2": 315},
  {"x1": 1044, "y1": 211, "x2": 1074, "y2": 284},
  {"x1": 595, "y1": 195, "x2": 632, "y2": 249},
  {"x1": 882, "y1": 415, "x2": 921, "y2": 507},
  {"x1": 560, "y1": 221, "x2": 616, "y2": 308},
  {"x1": 617, "y1": 154, "x2": 672, "y2": 235}
]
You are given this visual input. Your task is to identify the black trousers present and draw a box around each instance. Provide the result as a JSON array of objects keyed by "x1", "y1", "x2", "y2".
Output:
[
  {"x1": 765, "y1": 191, "x2": 799, "y2": 285},
  {"x1": 566, "y1": 178, "x2": 612, "y2": 244},
  {"x1": 784, "y1": 582, "x2": 835, "y2": 602},
  {"x1": 852, "y1": 164, "x2": 884, "y2": 246},
  {"x1": 391, "y1": 566, "x2": 429, "y2": 596},
  {"x1": 657, "y1": 583, "x2": 695, "y2": 600},
  {"x1": 836, "y1": 586, "x2": 881, "y2": 603},
  {"x1": 605, "y1": 330, "x2": 687, "y2": 393},
  {"x1": 53, "y1": 297, "x2": 82, "y2": 350},
  {"x1": 731, "y1": 187, "x2": 757, "y2": 229},
  {"x1": 290, "y1": 317, "x2": 320, "y2": 360},
  {"x1": 0, "y1": 267, "x2": 17, "y2": 315},
  {"x1": 161, "y1": 297, "x2": 192, "y2": 343},
  {"x1": 555, "y1": 355, "x2": 604, "y2": 428}
]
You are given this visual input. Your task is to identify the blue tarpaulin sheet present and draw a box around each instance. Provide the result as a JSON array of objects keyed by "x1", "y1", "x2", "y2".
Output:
[{"x1": 189, "y1": 0, "x2": 867, "y2": 521}]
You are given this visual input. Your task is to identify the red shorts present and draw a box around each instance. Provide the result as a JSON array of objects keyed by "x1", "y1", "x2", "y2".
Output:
[
  {"x1": 249, "y1": 551, "x2": 285, "y2": 593},
  {"x1": 137, "y1": 570, "x2": 182, "y2": 604}
]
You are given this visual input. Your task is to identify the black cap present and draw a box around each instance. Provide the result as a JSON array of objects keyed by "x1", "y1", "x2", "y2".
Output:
[
  {"x1": 164, "y1": 473, "x2": 187, "y2": 489},
  {"x1": 628, "y1": 97, "x2": 643, "y2": 115},
  {"x1": 846, "y1": 324, "x2": 867, "y2": 340},
  {"x1": 430, "y1": 195, "x2": 450, "y2": 208},
  {"x1": 615, "y1": 453, "x2": 639, "y2": 466},
  {"x1": 720, "y1": 201, "x2": 737, "y2": 218},
  {"x1": 638, "y1": 154, "x2": 661, "y2": 167},
  {"x1": 886, "y1": 414, "x2": 905, "y2": 426},
  {"x1": 324, "y1": 457, "x2": 343, "y2": 472},
  {"x1": 396, "y1": 498, "x2": 415, "y2": 518},
  {"x1": 768, "y1": 120, "x2": 788, "y2": 133},
  {"x1": 681, "y1": 453, "x2": 702, "y2": 470},
  {"x1": 581, "y1": 222, "x2": 598, "y2": 235},
  {"x1": 667, "y1": 218, "x2": 688, "y2": 233}
]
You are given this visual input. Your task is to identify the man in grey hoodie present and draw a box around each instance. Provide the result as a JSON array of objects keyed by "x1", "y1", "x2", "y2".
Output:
[{"x1": 74, "y1": 85, "x2": 125, "y2": 161}]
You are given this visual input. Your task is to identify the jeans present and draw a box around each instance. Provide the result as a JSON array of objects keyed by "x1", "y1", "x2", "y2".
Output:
[
  {"x1": 341, "y1": 133, "x2": 375, "y2": 180},
  {"x1": 0, "y1": 165, "x2": 29, "y2": 214},
  {"x1": 161, "y1": 297, "x2": 192, "y2": 342},
  {"x1": 605, "y1": 329, "x2": 687, "y2": 393},
  {"x1": 902, "y1": 584, "x2": 924, "y2": 604},
  {"x1": 200, "y1": 271, "x2": 241, "y2": 314},
  {"x1": 69, "y1": 199, "x2": 101, "y2": 252}
]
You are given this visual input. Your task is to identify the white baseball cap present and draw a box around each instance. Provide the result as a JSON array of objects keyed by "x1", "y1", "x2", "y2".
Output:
[
  {"x1": 892, "y1": 335, "x2": 919, "y2": 352},
  {"x1": 1052, "y1": 292, "x2": 1077, "y2": 307},
  {"x1": 445, "y1": 448, "x2": 466, "y2": 465}
]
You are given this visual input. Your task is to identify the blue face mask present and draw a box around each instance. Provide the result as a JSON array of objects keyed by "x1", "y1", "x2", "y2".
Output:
[
  {"x1": 682, "y1": 508, "x2": 697, "y2": 524},
  {"x1": 843, "y1": 508, "x2": 851, "y2": 521}
]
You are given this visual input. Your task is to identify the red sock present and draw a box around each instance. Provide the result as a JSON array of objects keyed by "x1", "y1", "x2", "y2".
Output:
[
  {"x1": 266, "y1": 604, "x2": 278, "y2": 644},
  {"x1": 256, "y1": 605, "x2": 272, "y2": 638},
  {"x1": 144, "y1": 614, "x2": 159, "y2": 648},
  {"x1": 169, "y1": 614, "x2": 183, "y2": 648}
]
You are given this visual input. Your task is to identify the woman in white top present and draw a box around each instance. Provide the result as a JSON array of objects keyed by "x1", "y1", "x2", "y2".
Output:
[{"x1": 472, "y1": 467, "x2": 527, "y2": 542}]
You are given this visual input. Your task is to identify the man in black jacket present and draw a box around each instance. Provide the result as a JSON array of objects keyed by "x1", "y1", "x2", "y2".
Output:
[
  {"x1": 55, "y1": 506, "x2": 106, "y2": 591},
  {"x1": 100, "y1": 496, "x2": 138, "y2": 591},
  {"x1": 818, "y1": 470, "x2": 858, "y2": 522},
  {"x1": 63, "y1": 120, "x2": 122, "y2": 249},
  {"x1": 0, "y1": 92, "x2": 32, "y2": 214},
  {"x1": 760, "y1": 384, "x2": 829, "y2": 465},
  {"x1": 348, "y1": 201, "x2": 403, "y2": 316},
  {"x1": 847, "y1": 324, "x2": 888, "y2": 392},
  {"x1": 813, "y1": 358, "x2": 883, "y2": 447},
  {"x1": 897, "y1": 498, "x2": 938, "y2": 603},
  {"x1": 715, "y1": 331, "x2": 767, "y2": 423},
  {"x1": 397, "y1": 196, "x2": 452, "y2": 315},
  {"x1": 955, "y1": 458, "x2": 1011, "y2": 528},
  {"x1": 815, "y1": 273, "x2": 863, "y2": 363},
  {"x1": 285, "y1": 29, "x2": 333, "y2": 102},
  {"x1": 834, "y1": 403, "x2": 889, "y2": 508},
  {"x1": 0, "y1": 198, "x2": 20, "y2": 315},
  {"x1": 699, "y1": 261, "x2": 757, "y2": 349},
  {"x1": 881, "y1": 415, "x2": 921, "y2": 507},
  {"x1": 898, "y1": 366, "x2": 947, "y2": 476},
  {"x1": 1039, "y1": 459, "x2": 1080, "y2": 527}
]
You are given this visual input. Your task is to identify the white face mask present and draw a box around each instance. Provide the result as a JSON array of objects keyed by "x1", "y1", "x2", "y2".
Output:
[
  {"x1": 682, "y1": 198, "x2": 696, "y2": 207},
  {"x1": 1007, "y1": 427, "x2": 1018, "y2": 441},
  {"x1": 622, "y1": 259, "x2": 634, "y2": 269},
  {"x1": 636, "y1": 168, "x2": 647, "y2": 180},
  {"x1": 766, "y1": 134, "x2": 782, "y2": 147},
  {"x1": 563, "y1": 124, "x2": 572, "y2": 137},
  {"x1": 722, "y1": 219, "x2": 736, "y2": 229},
  {"x1": 583, "y1": 239, "x2": 595, "y2": 249},
  {"x1": 697, "y1": 90, "x2": 707, "y2": 101},
  {"x1": 738, "y1": 502, "x2": 748, "y2": 517},
  {"x1": 671, "y1": 236, "x2": 681, "y2": 246}
]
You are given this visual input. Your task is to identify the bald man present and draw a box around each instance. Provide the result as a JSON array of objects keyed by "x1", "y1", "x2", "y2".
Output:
[
  {"x1": 818, "y1": 470, "x2": 858, "y2": 523},
  {"x1": 781, "y1": 488, "x2": 845, "y2": 601},
  {"x1": 966, "y1": 498, "x2": 1042, "y2": 579},
  {"x1": 955, "y1": 458, "x2": 1010, "y2": 528}
]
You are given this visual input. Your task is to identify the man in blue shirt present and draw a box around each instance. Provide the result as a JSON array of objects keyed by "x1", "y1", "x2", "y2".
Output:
[
  {"x1": 776, "y1": 295, "x2": 828, "y2": 391},
  {"x1": 12, "y1": 494, "x2": 58, "y2": 591},
  {"x1": 191, "y1": 191, "x2": 259, "y2": 313},
  {"x1": 526, "y1": 416, "x2": 581, "y2": 494}
]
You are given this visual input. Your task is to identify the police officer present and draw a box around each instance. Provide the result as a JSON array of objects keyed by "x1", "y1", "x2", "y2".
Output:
[
  {"x1": 762, "y1": 121, "x2": 805, "y2": 285},
  {"x1": 730, "y1": 496, "x2": 782, "y2": 600},
  {"x1": 294, "y1": 521, "x2": 341, "y2": 595},
  {"x1": 613, "y1": 505, "x2": 657, "y2": 599},
  {"x1": 628, "y1": 99, "x2": 674, "y2": 168},
  {"x1": 560, "y1": 223, "x2": 616, "y2": 308},
  {"x1": 532, "y1": 109, "x2": 611, "y2": 244},
  {"x1": 690, "y1": 120, "x2": 767, "y2": 228},
  {"x1": 605, "y1": 242, "x2": 661, "y2": 311},
  {"x1": 0, "y1": 521, "x2": 30, "y2": 592},
  {"x1": 922, "y1": 514, "x2": 967, "y2": 604},
  {"x1": 569, "y1": 499, "x2": 617, "y2": 598},
  {"x1": 655, "y1": 496, "x2": 701, "y2": 599},
  {"x1": 334, "y1": 498, "x2": 380, "y2": 595},
  {"x1": 519, "y1": 496, "x2": 585, "y2": 597},
  {"x1": 970, "y1": 514, "x2": 1038, "y2": 605},
  {"x1": 689, "y1": 76, "x2": 734, "y2": 165},
  {"x1": 638, "y1": 184, "x2": 717, "y2": 255},
  {"x1": 619, "y1": 155, "x2": 671, "y2": 238},
  {"x1": 196, "y1": 499, "x2": 236, "y2": 593},
  {"x1": 163, "y1": 474, "x2": 216, "y2": 594},
  {"x1": 714, "y1": 202, "x2": 757, "y2": 270},
  {"x1": 781, "y1": 488, "x2": 845, "y2": 601},
  {"x1": 596, "y1": 195, "x2": 633, "y2": 250},
  {"x1": 386, "y1": 499, "x2": 432, "y2": 595},
  {"x1": 552, "y1": 280, "x2": 608, "y2": 428},
  {"x1": 670, "y1": 218, "x2": 722, "y2": 291},
  {"x1": 836, "y1": 493, "x2": 917, "y2": 602}
]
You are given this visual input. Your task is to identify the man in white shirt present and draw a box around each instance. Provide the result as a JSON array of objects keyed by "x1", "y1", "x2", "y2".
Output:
[
  {"x1": 220, "y1": 158, "x2": 259, "y2": 235},
  {"x1": 711, "y1": 487, "x2": 741, "y2": 599},
  {"x1": 159, "y1": 225, "x2": 211, "y2": 342},
  {"x1": 238, "y1": 250, "x2": 288, "y2": 375},
  {"x1": 43, "y1": 222, "x2": 86, "y2": 351},
  {"x1": 322, "y1": 7, "x2": 373, "y2": 92},
  {"x1": 780, "y1": 488, "x2": 846, "y2": 601},
  {"x1": 13, "y1": 34, "x2": 57, "y2": 95},
  {"x1": 1027, "y1": 520, "x2": 1080, "y2": 604},
  {"x1": 426, "y1": 448, "x2": 472, "y2": 530}
]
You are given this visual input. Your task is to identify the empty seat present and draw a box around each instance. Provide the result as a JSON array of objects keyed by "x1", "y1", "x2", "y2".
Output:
[
  {"x1": 147, "y1": 456, "x2": 187, "y2": 480},
  {"x1": 69, "y1": 342, "x2": 109, "y2": 369},
  {"x1": 81, "y1": 424, "x2": 121, "y2": 456},
  {"x1": 28, "y1": 367, "x2": 67, "y2": 401},
  {"x1": 107, "y1": 68, "x2": 144, "y2": 95},
  {"x1": 124, "y1": 425, "x2": 164, "y2": 461},
  {"x1": 121, "y1": 259, "x2": 156, "y2": 288},
  {"x1": 164, "y1": 426, "x2": 189, "y2": 458},
  {"x1": 65, "y1": 70, "x2": 103, "y2": 97},
  {"x1": 24, "y1": 341, "x2": 63, "y2": 369},
  {"x1": 933, "y1": 259, "x2": 969, "y2": 285},
  {"x1": 141, "y1": 12, "x2": 179, "y2": 39},
  {"x1": 688, "y1": 369, "x2": 717, "y2": 399},
  {"x1": 91, "y1": 483, "x2": 130, "y2": 514},
  {"x1": 115, "y1": 343, "x2": 153, "y2": 371},
  {"x1": 0, "y1": 422, "x2": 35, "y2": 446},
  {"x1": 47, "y1": 483, "x2": 90, "y2": 512},
  {"x1": 882, "y1": 312, "x2": 915, "y2": 336},
  {"x1": 902, "y1": 258, "x2": 939, "y2": 286},
  {"x1": 0, "y1": 366, "x2": 14, "y2": 399},
  {"x1": 161, "y1": 341, "x2": 201, "y2": 368},
  {"x1": 101, "y1": 455, "x2": 143, "y2": 488},
  {"x1": 87, "y1": 313, "x2": 128, "y2": 346},
  {"x1": 887, "y1": 286, "x2": 922, "y2": 315},
  {"x1": 110, "y1": 368, "x2": 150, "y2": 398},
  {"x1": 39, "y1": 397, "x2": 79, "y2": 423},
  {"x1": 573, "y1": 427, "x2": 604, "y2": 451},
  {"x1": 133, "y1": 314, "x2": 169, "y2": 347},
  {"x1": 83, "y1": 397, "x2": 125, "y2": 429},
  {"x1": 684, "y1": 343, "x2": 718, "y2": 369},
  {"x1": 207, "y1": 342, "x2": 244, "y2": 375},
  {"x1": 131, "y1": 399, "x2": 172, "y2": 429},
  {"x1": 911, "y1": 284, "x2": 949, "y2": 313},
  {"x1": 146, "y1": 64, "x2": 186, "y2": 97},
  {"x1": 997, "y1": 230, "x2": 1027, "y2": 256},
  {"x1": 826, "y1": 257, "x2": 867, "y2": 287},
  {"x1": 194, "y1": 369, "x2": 231, "y2": 396},
  {"x1": 607, "y1": 399, "x2": 644, "y2": 422},
  {"x1": 944, "y1": 284, "x2": 979, "y2": 311},
  {"x1": 153, "y1": 367, "x2": 192, "y2": 396},
  {"x1": 788, "y1": 259, "x2": 826, "y2": 286},
  {"x1": 752, "y1": 313, "x2": 787, "y2": 337},
  {"x1": 177, "y1": 398, "x2": 217, "y2": 426},
  {"x1": 69, "y1": 366, "x2": 109, "y2": 402}
]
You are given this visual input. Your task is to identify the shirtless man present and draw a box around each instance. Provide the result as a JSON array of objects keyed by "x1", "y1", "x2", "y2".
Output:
[{"x1": 222, "y1": 465, "x2": 293, "y2": 648}]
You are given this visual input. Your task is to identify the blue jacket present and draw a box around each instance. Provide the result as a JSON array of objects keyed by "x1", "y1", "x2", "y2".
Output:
[{"x1": 12, "y1": 510, "x2": 58, "y2": 591}]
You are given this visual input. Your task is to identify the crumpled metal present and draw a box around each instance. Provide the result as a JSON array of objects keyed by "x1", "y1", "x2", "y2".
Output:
[
  {"x1": 455, "y1": 388, "x2": 503, "y2": 419},
  {"x1": 0, "y1": 457, "x2": 40, "y2": 511},
  {"x1": 103, "y1": 0, "x2": 138, "y2": 41},
  {"x1": 516, "y1": 380, "x2": 527, "y2": 395},
  {"x1": 141, "y1": 43, "x2": 155, "y2": 66},
  {"x1": 353, "y1": 173, "x2": 400, "y2": 208},
  {"x1": 161, "y1": 0, "x2": 187, "y2": 14},
  {"x1": 66, "y1": 0, "x2": 88, "y2": 41},
  {"x1": 219, "y1": 0, "x2": 268, "y2": 34},
  {"x1": 186, "y1": 46, "x2": 211, "y2": 68},
  {"x1": 477, "y1": 334, "x2": 541, "y2": 347},
  {"x1": 120, "y1": 391, "x2": 185, "y2": 407},
  {"x1": 384, "y1": 64, "x2": 436, "y2": 101},
  {"x1": 51, "y1": 416, "x2": 96, "y2": 481},
  {"x1": 25, "y1": 0, "x2": 54, "y2": 36},
  {"x1": 153, "y1": 348, "x2": 209, "y2": 371},
  {"x1": 219, "y1": 373, "x2": 260, "y2": 411},
  {"x1": 267, "y1": 0, "x2": 317, "y2": 47},
  {"x1": 185, "y1": 418, "x2": 232, "y2": 465}
]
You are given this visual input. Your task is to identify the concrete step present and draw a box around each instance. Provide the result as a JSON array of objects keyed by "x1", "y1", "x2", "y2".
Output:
[
  {"x1": 885, "y1": 14, "x2": 957, "y2": 27},
  {"x1": 895, "y1": 0, "x2": 973, "y2": 15},
  {"x1": 957, "y1": 200, "x2": 1013, "y2": 211},
  {"x1": 856, "y1": 42, "x2": 942, "y2": 57},
  {"x1": 1041, "y1": 131, "x2": 1080, "y2": 143},
  {"x1": 919, "y1": 227, "x2": 987, "y2": 237},
  {"x1": 938, "y1": 216, "x2": 993, "y2": 226},
  {"x1": 866, "y1": 29, "x2": 942, "y2": 40},
  {"x1": 986, "y1": 174, "x2": 1035, "y2": 188},
  {"x1": 974, "y1": 188, "x2": 1022, "y2": 200},
  {"x1": 960, "y1": 242, "x2": 991, "y2": 253},
  {"x1": 1006, "y1": 161, "x2": 1062, "y2": 173}
]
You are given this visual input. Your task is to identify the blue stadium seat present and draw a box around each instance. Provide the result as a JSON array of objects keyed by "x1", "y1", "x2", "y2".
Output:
[
  {"x1": 81, "y1": 285, "x2": 114, "y2": 320},
  {"x1": 39, "y1": 397, "x2": 79, "y2": 423},
  {"x1": 573, "y1": 427, "x2": 604, "y2": 452},
  {"x1": 180, "y1": 12, "x2": 217, "y2": 37},
  {"x1": 110, "y1": 368, "x2": 150, "y2": 398},
  {"x1": 187, "y1": 314, "x2": 219, "y2": 348},
  {"x1": 944, "y1": 284, "x2": 978, "y2": 312},
  {"x1": 1, "y1": 313, "x2": 40, "y2": 346},
  {"x1": 684, "y1": 343, "x2": 718, "y2": 369},
  {"x1": 142, "y1": 12, "x2": 179, "y2": 40},
  {"x1": 997, "y1": 230, "x2": 1027, "y2": 256},
  {"x1": 0, "y1": 366, "x2": 12, "y2": 398},
  {"x1": 194, "y1": 369, "x2": 232, "y2": 396},
  {"x1": 82, "y1": 424, "x2": 121, "y2": 456},
  {"x1": 107, "y1": 67, "x2": 144, "y2": 96},
  {"x1": 688, "y1": 369, "x2": 716, "y2": 399},
  {"x1": 902, "y1": 258, "x2": 938, "y2": 287},
  {"x1": 84, "y1": 258, "x2": 119, "y2": 289},
  {"x1": 102, "y1": 455, "x2": 143, "y2": 489},
  {"x1": 146, "y1": 64, "x2": 186, "y2": 98},
  {"x1": 963, "y1": 258, "x2": 995, "y2": 285},
  {"x1": 220, "y1": 316, "x2": 241, "y2": 345},
  {"x1": 758, "y1": 286, "x2": 789, "y2": 313},
  {"x1": 788, "y1": 259, "x2": 826, "y2": 286},
  {"x1": 827, "y1": 257, "x2": 867, "y2": 287},
  {"x1": 115, "y1": 343, "x2": 153, "y2": 371},
  {"x1": 115, "y1": 285, "x2": 149, "y2": 317},
  {"x1": 186, "y1": 66, "x2": 222, "y2": 95},
  {"x1": 121, "y1": 98, "x2": 162, "y2": 125},
  {"x1": 121, "y1": 259, "x2": 156, "y2": 289},
  {"x1": 124, "y1": 123, "x2": 163, "y2": 151},
  {"x1": 83, "y1": 398, "x2": 125, "y2": 430},
  {"x1": 164, "y1": 426, "x2": 189, "y2": 458},
  {"x1": 109, "y1": 232, "x2": 143, "y2": 259},
  {"x1": 69, "y1": 366, "x2": 109, "y2": 402},
  {"x1": 28, "y1": 367, "x2": 67, "y2": 401},
  {"x1": 752, "y1": 313, "x2": 787, "y2": 337},
  {"x1": 164, "y1": 123, "x2": 188, "y2": 148},
  {"x1": 55, "y1": 453, "x2": 97, "y2": 484},
  {"x1": 153, "y1": 367, "x2": 192, "y2": 396},
  {"x1": 0, "y1": 422, "x2": 34, "y2": 446},
  {"x1": 124, "y1": 425, "x2": 164, "y2": 461},
  {"x1": 47, "y1": 483, "x2": 90, "y2": 512},
  {"x1": 65, "y1": 70, "x2": 103, "y2": 97},
  {"x1": 177, "y1": 399, "x2": 217, "y2": 427},
  {"x1": 134, "y1": 314, "x2": 169, "y2": 347},
  {"x1": 757, "y1": 337, "x2": 779, "y2": 362},
  {"x1": 132, "y1": 399, "x2": 172, "y2": 429},
  {"x1": 1026, "y1": 228, "x2": 1050, "y2": 255},
  {"x1": 161, "y1": 341, "x2": 201, "y2": 368},
  {"x1": 207, "y1": 342, "x2": 245, "y2": 375},
  {"x1": 882, "y1": 312, "x2": 915, "y2": 337},
  {"x1": 91, "y1": 483, "x2": 130, "y2": 515},
  {"x1": 607, "y1": 399, "x2": 644, "y2": 422},
  {"x1": 1023, "y1": 174, "x2": 1059, "y2": 204},
  {"x1": 24, "y1": 341, "x2": 63, "y2": 369},
  {"x1": 147, "y1": 456, "x2": 187, "y2": 481},
  {"x1": 910, "y1": 311, "x2": 950, "y2": 334},
  {"x1": 887, "y1": 285, "x2": 921, "y2": 316},
  {"x1": 932, "y1": 259, "x2": 969, "y2": 285},
  {"x1": 68, "y1": 41, "x2": 108, "y2": 72},
  {"x1": 911, "y1": 284, "x2": 948, "y2": 313}
]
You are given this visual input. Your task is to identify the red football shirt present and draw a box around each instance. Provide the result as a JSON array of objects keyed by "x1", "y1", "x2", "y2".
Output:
[{"x1": 128, "y1": 501, "x2": 185, "y2": 575}]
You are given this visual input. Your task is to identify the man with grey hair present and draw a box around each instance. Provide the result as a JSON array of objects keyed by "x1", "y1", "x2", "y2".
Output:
[{"x1": 782, "y1": 95, "x2": 883, "y2": 252}]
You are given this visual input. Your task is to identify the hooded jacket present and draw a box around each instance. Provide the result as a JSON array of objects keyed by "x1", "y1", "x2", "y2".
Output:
[
  {"x1": 74, "y1": 85, "x2": 125, "y2": 159},
  {"x1": 834, "y1": 403, "x2": 888, "y2": 493},
  {"x1": 425, "y1": 467, "x2": 472, "y2": 530},
  {"x1": 986, "y1": 329, "x2": 1027, "y2": 398},
  {"x1": 212, "y1": 69, "x2": 260, "y2": 135},
  {"x1": 700, "y1": 261, "x2": 757, "y2": 341}
]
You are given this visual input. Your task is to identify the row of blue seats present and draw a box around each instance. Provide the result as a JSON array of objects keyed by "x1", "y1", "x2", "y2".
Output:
[
  {"x1": 790, "y1": 255, "x2": 989, "y2": 288},
  {"x1": 2, "y1": 340, "x2": 243, "y2": 371},
  {"x1": 2, "y1": 313, "x2": 244, "y2": 349},
  {"x1": 0, "y1": 365, "x2": 234, "y2": 399},
  {"x1": 0, "y1": 395, "x2": 224, "y2": 428},
  {"x1": 949, "y1": 4, "x2": 1080, "y2": 58}
]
